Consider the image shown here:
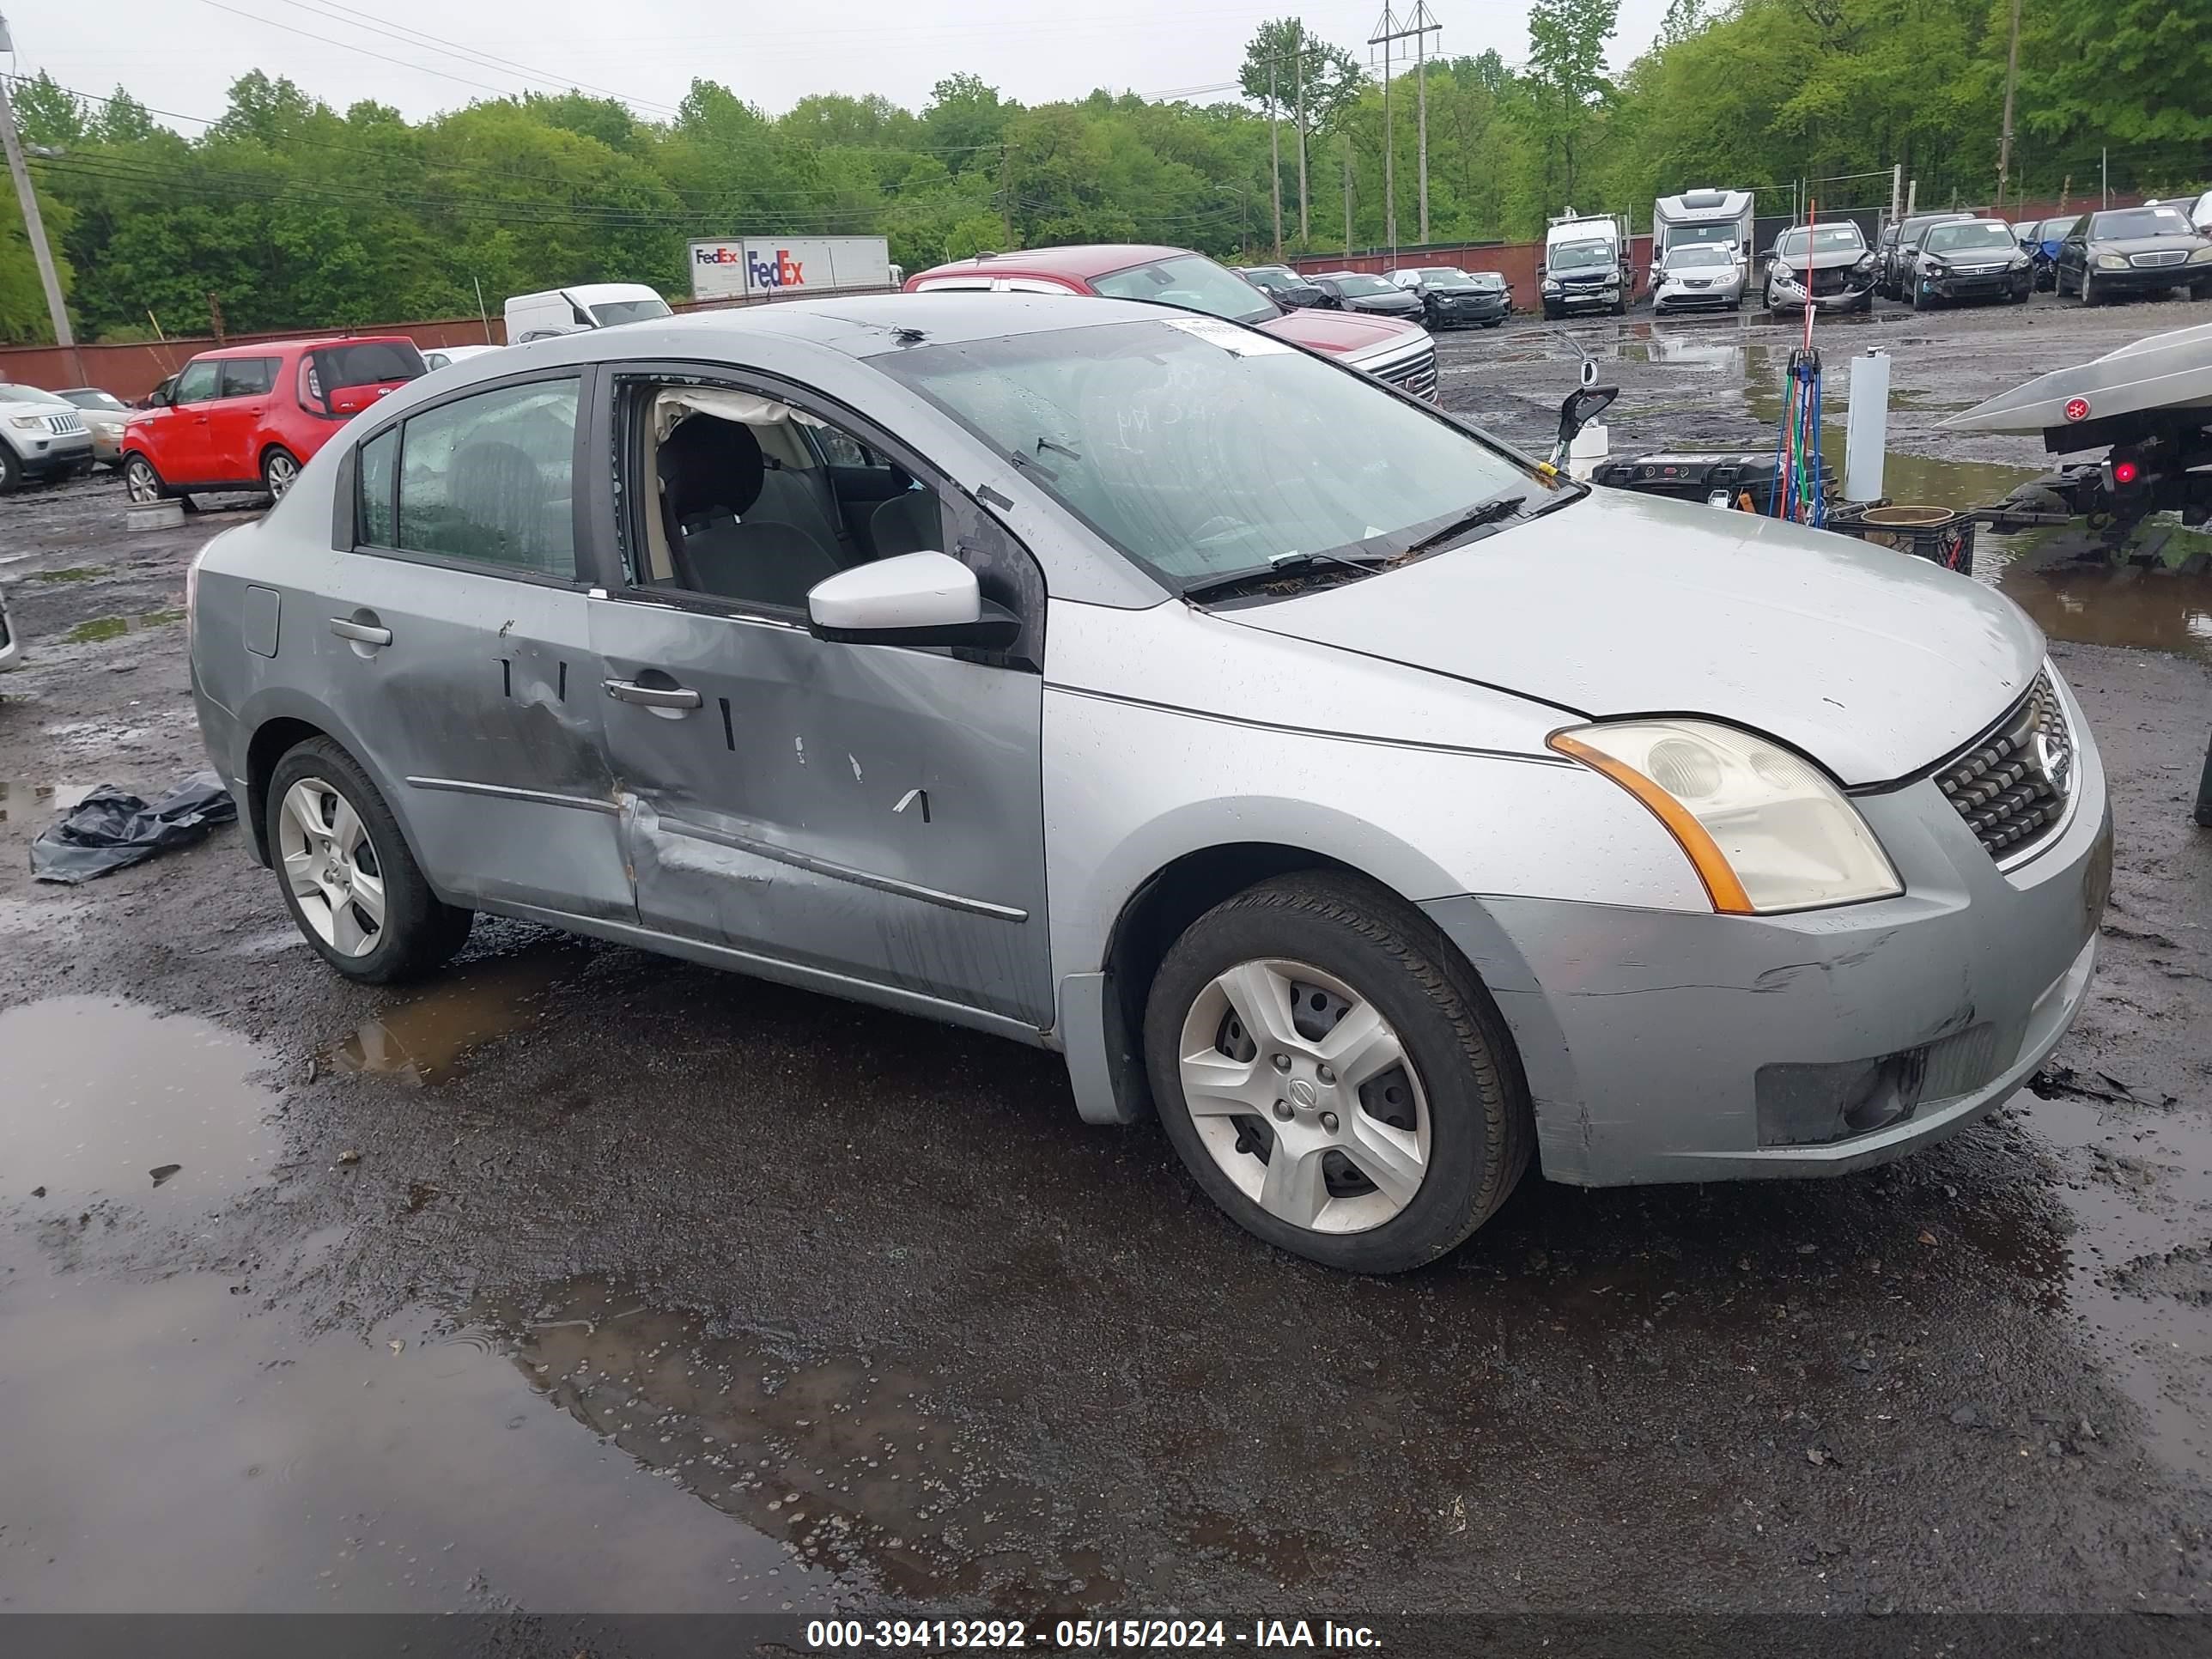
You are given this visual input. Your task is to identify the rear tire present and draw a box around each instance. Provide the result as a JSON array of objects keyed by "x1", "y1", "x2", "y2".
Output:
[
  {"x1": 260, "y1": 447, "x2": 301, "y2": 501},
  {"x1": 266, "y1": 737, "x2": 473, "y2": 984},
  {"x1": 1143, "y1": 871, "x2": 1533, "y2": 1273}
]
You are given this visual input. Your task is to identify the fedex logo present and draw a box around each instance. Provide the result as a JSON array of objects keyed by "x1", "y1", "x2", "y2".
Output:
[
  {"x1": 694, "y1": 246, "x2": 742, "y2": 265},
  {"x1": 746, "y1": 249, "x2": 805, "y2": 291}
]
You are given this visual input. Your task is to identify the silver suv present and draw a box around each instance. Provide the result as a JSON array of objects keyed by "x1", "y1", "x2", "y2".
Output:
[
  {"x1": 0, "y1": 381, "x2": 94, "y2": 492},
  {"x1": 186, "y1": 295, "x2": 2110, "y2": 1271}
]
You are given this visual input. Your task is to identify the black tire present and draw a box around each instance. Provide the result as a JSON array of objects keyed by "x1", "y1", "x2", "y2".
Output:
[
  {"x1": 2192, "y1": 282, "x2": 2212, "y2": 302},
  {"x1": 2079, "y1": 268, "x2": 2098, "y2": 306},
  {"x1": 265, "y1": 737, "x2": 473, "y2": 984},
  {"x1": 1911, "y1": 279, "x2": 1929, "y2": 312},
  {"x1": 0, "y1": 445, "x2": 20, "y2": 495},
  {"x1": 260, "y1": 446, "x2": 301, "y2": 501},
  {"x1": 122, "y1": 453, "x2": 168, "y2": 503},
  {"x1": 1143, "y1": 871, "x2": 1533, "y2": 1273}
]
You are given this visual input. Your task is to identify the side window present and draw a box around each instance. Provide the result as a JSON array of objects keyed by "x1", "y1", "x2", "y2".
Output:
[
  {"x1": 356, "y1": 427, "x2": 398, "y2": 549},
  {"x1": 173, "y1": 361, "x2": 219, "y2": 404},
  {"x1": 218, "y1": 358, "x2": 277, "y2": 398},
  {"x1": 637, "y1": 386, "x2": 945, "y2": 611},
  {"x1": 396, "y1": 378, "x2": 580, "y2": 579}
]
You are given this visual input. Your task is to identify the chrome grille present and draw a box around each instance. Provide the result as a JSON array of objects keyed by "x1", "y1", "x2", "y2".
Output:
[
  {"x1": 41, "y1": 411, "x2": 84, "y2": 434},
  {"x1": 1933, "y1": 670, "x2": 2074, "y2": 862},
  {"x1": 1374, "y1": 344, "x2": 1437, "y2": 401},
  {"x1": 2131, "y1": 249, "x2": 2186, "y2": 268}
]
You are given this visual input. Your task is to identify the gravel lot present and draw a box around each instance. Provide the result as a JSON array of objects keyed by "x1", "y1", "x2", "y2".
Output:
[{"x1": 3, "y1": 289, "x2": 2210, "y2": 1632}]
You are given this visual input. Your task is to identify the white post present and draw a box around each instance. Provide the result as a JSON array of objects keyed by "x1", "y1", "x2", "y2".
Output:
[{"x1": 1845, "y1": 349, "x2": 1892, "y2": 504}]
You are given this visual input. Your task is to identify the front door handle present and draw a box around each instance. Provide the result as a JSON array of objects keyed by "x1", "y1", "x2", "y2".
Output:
[
  {"x1": 329, "y1": 618, "x2": 392, "y2": 646},
  {"x1": 604, "y1": 678, "x2": 702, "y2": 711}
]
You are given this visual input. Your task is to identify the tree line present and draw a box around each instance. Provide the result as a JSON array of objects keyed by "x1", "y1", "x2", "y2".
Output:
[{"x1": 2, "y1": 0, "x2": 2204, "y2": 343}]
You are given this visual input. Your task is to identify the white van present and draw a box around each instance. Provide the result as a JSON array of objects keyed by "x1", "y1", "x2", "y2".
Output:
[{"x1": 503, "y1": 283, "x2": 672, "y2": 343}]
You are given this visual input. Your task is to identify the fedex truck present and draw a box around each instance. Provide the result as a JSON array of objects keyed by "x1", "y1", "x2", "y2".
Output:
[{"x1": 688, "y1": 236, "x2": 895, "y2": 302}]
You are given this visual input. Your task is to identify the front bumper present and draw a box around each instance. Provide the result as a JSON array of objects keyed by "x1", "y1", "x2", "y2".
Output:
[
  {"x1": 1546, "y1": 283, "x2": 1620, "y2": 311},
  {"x1": 1422, "y1": 674, "x2": 2110, "y2": 1187},
  {"x1": 1431, "y1": 298, "x2": 1508, "y2": 325},
  {"x1": 2088, "y1": 259, "x2": 2208, "y2": 292},
  {"x1": 1770, "y1": 272, "x2": 1874, "y2": 309},
  {"x1": 1923, "y1": 265, "x2": 2033, "y2": 301},
  {"x1": 9, "y1": 433, "x2": 94, "y2": 478},
  {"x1": 86, "y1": 426, "x2": 125, "y2": 464},
  {"x1": 1654, "y1": 282, "x2": 1741, "y2": 310}
]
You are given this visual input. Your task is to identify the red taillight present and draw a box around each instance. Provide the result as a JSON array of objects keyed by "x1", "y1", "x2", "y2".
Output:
[{"x1": 2112, "y1": 459, "x2": 2140, "y2": 485}]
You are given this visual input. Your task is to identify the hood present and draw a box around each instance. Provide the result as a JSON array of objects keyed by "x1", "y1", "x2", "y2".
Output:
[
  {"x1": 1779, "y1": 246, "x2": 1869, "y2": 273},
  {"x1": 1260, "y1": 307, "x2": 1424, "y2": 360},
  {"x1": 1347, "y1": 292, "x2": 1422, "y2": 313},
  {"x1": 1214, "y1": 488, "x2": 2043, "y2": 786},
  {"x1": 2089, "y1": 233, "x2": 2210, "y2": 258},
  {"x1": 1551, "y1": 264, "x2": 1616, "y2": 284},
  {"x1": 0, "y1": 397, "x2": 73, "y2": 421}
]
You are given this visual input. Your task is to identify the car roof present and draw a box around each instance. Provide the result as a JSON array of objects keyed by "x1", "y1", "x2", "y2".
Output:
[
  {"x1": 186, "y1": 334, "x2": 417, "y2": 362},
  {"x1": 915, "y1": 243, "x2": 1195, "y2": 282},
  {"x1": 1925, "y1": 217, "x2": 2010, "y2": 231}
]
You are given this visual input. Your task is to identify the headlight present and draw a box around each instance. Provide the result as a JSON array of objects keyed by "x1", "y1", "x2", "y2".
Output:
[
  {"x1": 1541, "y1": 278, "x2": 1560, "y2": 292},
  {"x1": 6, "y1": 415, "x2": 45, "y2": 431},
  {"x1": 1854, "y1": 252, "x2": 1876, "y2": 270},
  {"x1": 2190, "y1": 246, "x2": 2212, "y2": 264},
  {"x1": 1548, "y1": 720, "x2": 1903, "y2": 915},
  {"x1": 2096, "y1": 252, "x2": 2128, "y2": 270},
  {"x1": 1922, "y1": 260, "x2": 1946, "y2": 276}
]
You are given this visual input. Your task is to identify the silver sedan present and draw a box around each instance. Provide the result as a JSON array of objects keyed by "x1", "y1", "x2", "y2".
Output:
[
  {"x1": 186, "y1": 294, "x2": 2110, "y2": 1272},
  {"x1": 1651, "y1": 244, "x2": 1746, "y2": 313}
]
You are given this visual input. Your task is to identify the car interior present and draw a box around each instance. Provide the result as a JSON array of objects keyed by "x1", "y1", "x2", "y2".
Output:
[{"x1": 633, "y1": 385, "x2": 945, "y2": 611}]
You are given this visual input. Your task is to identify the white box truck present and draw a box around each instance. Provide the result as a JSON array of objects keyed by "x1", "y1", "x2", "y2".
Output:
[
  {"x1": 1650, "y1": 188, "x2": 1756, "y2": 289},
  {"x1": 687, "y1": 236, "x2": 894, "y2": 302}
]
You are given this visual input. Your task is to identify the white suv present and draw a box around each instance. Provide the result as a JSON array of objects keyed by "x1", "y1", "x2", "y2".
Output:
[{"x1": 0, "y1": 381, "x2": 95, "y2": 493}]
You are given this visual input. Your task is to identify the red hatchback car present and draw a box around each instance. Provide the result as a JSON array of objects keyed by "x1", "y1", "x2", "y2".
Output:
[
  {"x1": 905, "y1": 245, "x2": 1438, "y2": 400},
  {"x1": 122, "y1": 335, "x2": 427, "y2": 505}
]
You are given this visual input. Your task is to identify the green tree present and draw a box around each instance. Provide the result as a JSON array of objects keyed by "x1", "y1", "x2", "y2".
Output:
[{"x1": 1525, "y1": 0, "x2": 1620, "y2": 204}]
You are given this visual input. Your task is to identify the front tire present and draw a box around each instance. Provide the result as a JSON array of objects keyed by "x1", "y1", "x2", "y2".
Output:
[
  {"x1": 123, "y1": 454, "x2": 166, "y2": 502},
  {"x1": 0, "y1": 446, "x2": 20, "y2": 495},
  {"x1": 2079, "y1": 268, "x2": 2099, "y2": 306},
  {"x1": 266, "y1": 738, "x2": 473, "y2": 984},
  {"x1": 1143, "y1": 872, "x2": 1532, "y2": 1273},
  {"x1": 261, "y1": 447, "x2": 301, "y2": 501}
]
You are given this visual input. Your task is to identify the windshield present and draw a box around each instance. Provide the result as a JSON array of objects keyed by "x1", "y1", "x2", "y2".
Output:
[
  {"x1": 1091, "y1": 253, "x2": 1277, "y2": 325},
  {"x1": 2041, "y1": 216, "x2": 2080, "y2": 240},
  {"x1": 0, "y1": 383, "x2": 69, "y2": 405},
  {"x1": 1777, "y1": 225, "x2": 1865, "y2": 258},
  {"x1": 1667, "y1": 222, "x2": 1741, "y2": 247},
  {"x1": 1664, "y1": 245, "x2": 1734, "y2": 269},
  {"x1": 875, "y1": 319, "x2": 1536, "y2": 590},
  {"x1": 1329, "y1": 274, "x2": 1398, "y2": 297},
  {"x1": 590, "y1": 296, "x2": 673, "y2": 326},
  {"x1": 2092, "y1": 207, "x2": 2193, "y2": 240},
  {"x1": 58, "y1": 388, "x2": 126, "y2": 410},
  {"x1": 1924, "y1": 222, "x2": 2017, "y2": 254},
  {"x1": 1549, "y1": 239, "x2": 1613, "y2": 271},
  {"x1": 1468, "y1": 271, "x2": 1505, "y2": 289},
  {"x1": 1243, "y1": 269, "x2": 1297, "y2": 292},
  {"x1": 1419, "y1": 269, "x2": 1478, "y2": 290}
]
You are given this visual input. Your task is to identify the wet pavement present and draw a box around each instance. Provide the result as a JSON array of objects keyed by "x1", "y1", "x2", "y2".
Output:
[{"x1": 3, "y1": 294, "x2": 2212, "y2": 1625}]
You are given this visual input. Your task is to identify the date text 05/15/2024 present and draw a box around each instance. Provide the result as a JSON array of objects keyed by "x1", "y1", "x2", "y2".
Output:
[{"x1": 805, "y1": 1618, "x2": 1383, "y2": 1650}]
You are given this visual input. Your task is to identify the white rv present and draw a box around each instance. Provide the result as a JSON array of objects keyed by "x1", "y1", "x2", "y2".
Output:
[{"x1": 1650, "y1": 189, "x2": 1756, "y2": 289}]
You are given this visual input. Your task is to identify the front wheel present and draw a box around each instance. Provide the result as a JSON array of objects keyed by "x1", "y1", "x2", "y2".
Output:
[
  {"x1": 1143, "y1": 872, "x2": 1532, "y2": 1273},
  {"x1": 0, "y1": 446, "x2": 19, "y2": 495},
  {"x1": 261, "y1": 447, "x2": 301, "y2": 501},
  {"x1": 2079, "y1": 269, "x2": 2099, "y2": 306},
  {"x1": 266, "y1": 738, "x2": 473, "y2": 983}
]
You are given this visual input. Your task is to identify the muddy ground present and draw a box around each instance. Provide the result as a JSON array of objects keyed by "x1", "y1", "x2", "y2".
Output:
[{"x1": 3, "y1": 289, "x2": 2211, "y2": 1638}]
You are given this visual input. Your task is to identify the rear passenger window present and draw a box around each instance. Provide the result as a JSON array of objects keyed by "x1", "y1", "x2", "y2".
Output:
[
  {"x1": 396, "y1": 379, "x2": 580, "y2": 580},
  {"x1": 356, "y1": 427, "x2": 398, "y2": 548},
  {"x1": 218, "y1": 358, "x2": 277, "y2": 398}
]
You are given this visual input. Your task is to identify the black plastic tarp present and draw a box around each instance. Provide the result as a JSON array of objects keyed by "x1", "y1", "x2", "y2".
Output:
[{"x1": 29, "y1": 772, "x2": 238, "y2": 884}]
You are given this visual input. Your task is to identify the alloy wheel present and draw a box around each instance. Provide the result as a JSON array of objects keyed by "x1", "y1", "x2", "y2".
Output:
[
  {"x1": 1176, "y1": 957, "x2": 1430, "y2": 1236},
  {"x1": 264, "y1": 451, "x2": 300, "y2": 499},
  {"x1": 124, "y1": 459, "x2": 161, "y2": 503},
  {"x1": 276, "y1": 776, "x2": 386, "y2": 957}
]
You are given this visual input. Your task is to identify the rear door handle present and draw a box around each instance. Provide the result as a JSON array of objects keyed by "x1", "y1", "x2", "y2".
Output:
[
  {"x1": 329, "y1": 618, "x2": 392, "y2": 646},
  {"x1": 604, "y1": 678, "x2": 701, "y2": 710}
]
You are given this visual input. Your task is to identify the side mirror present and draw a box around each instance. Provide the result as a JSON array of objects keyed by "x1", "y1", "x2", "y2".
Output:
[
  {"x1": 1556, "y1": 385, "x2": 1619, "y2": 452},
  {"x1": 143, "y1": 384, "x2": 171, "y2": 409},
  {"x1": 807, "y1": 550, "x2": 1019, "y2": 649}
]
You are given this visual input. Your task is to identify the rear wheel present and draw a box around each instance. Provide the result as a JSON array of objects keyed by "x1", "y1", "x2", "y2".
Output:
[
  {"x1": 1143, "y1": 871, "x2": 1532, "y2": 1273},
  {"x1": 261, "y1": 447, "x2": 301, "y2": 501},
  {"x1": 266, "y1": 738, "x2": 473, "y2": 984},
  {"x1": 123, "y1": 454, "x2": 165, "y2": 502}
]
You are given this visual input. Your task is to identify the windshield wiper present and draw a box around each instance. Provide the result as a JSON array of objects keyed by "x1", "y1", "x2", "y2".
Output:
[
  {"x1": 1181, "y1": 548, "x2": 1386, "y2": 603},
  {"x1": 1395, "y1": 491, "x2": 1535, "y2": 560}
]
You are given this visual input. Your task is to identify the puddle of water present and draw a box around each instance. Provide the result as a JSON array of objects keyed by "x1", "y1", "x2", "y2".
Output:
[
  {"x1": 0, "y1": 780, "x2": 98, "y2": 823},
  {"x1": 0, "y1": 997, "x2": 271, "y2": 1208},
  {"x1": 2010, "y1": 1089, "x2": 2212, "y2": 1480},
  {"x1": 0, "y1": 1265, "x2": 811, "y2": 1613},
  {"x1": 330, "y1": 945, "x2": 589, "y2": 1086}
]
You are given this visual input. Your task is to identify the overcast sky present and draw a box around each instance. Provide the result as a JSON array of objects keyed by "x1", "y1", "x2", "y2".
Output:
[{"x1": 4, "y1": 0, "x2": 1675, "y2": 131}]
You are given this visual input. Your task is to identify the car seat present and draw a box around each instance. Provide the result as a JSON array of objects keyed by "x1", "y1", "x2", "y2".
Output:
[{"x1": 658, "y1": 416, "x2": 842, "y2": 608}]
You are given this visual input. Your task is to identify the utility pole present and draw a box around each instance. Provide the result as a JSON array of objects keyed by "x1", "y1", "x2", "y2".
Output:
[
  {"x1": 1371, "y1": 5, "x2": 1395, "y2": 256},
  {"x1": 0, "y1": 15, "x2": 84, "y2": 380},
  {"x1": 1343, "y1": 131, "x2": 1353, "y2": 254},
  {"x1": 2100, "y1": 147, "x2": 2108, "y2": 209},
  {"x1": 1295, "y1": 45, "x2": 1310, "y2": 245},
  {"x1": 1995, "y1": 0, "x2": 2022, "y2": 212},
  {"x1": 1413, "y1": 1, "x2": 1437, "y2": 243},
  {"x1": 1267, "y1": 56, "x2": 1282, "y2": 259},
  {"x1": 998, "y1": 142, "x2": 1013, "y2": 246},
  {"x1": 1366, "y1": 4, "x2": 1437, "y2": 258}
]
